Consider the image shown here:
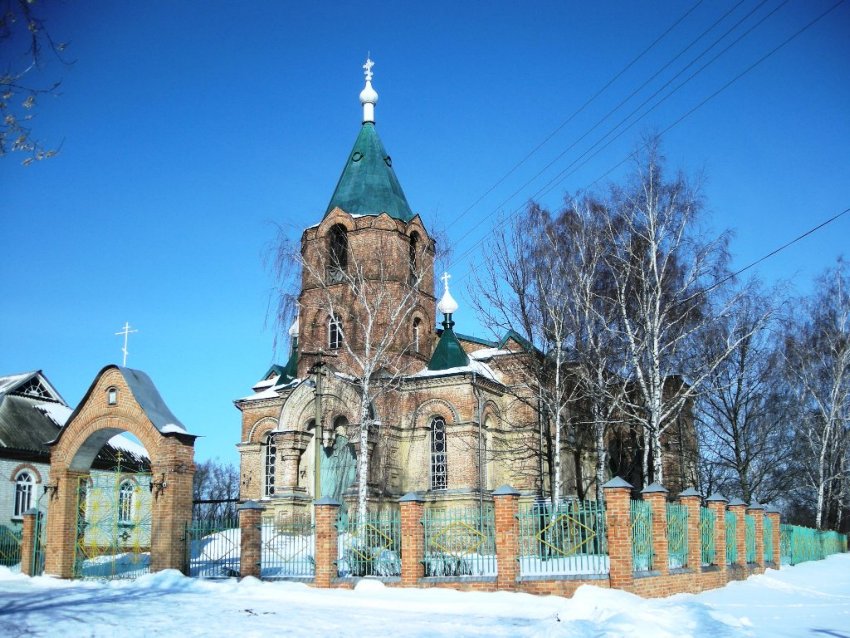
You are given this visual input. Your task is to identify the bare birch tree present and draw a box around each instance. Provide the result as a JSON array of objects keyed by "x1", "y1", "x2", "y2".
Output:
[
  {"x1": 473, "y1": 204, "x2": 578, "y2": 503},
  {"x1": 603, "y1": 139, "x2": 746, "y2": 485},
  {"x1": 783, "y1": 259, "x2": 850, "y2": 529},
  {"x1": 557, "y1": 196, "x2": 627, "y2": 502},
  {"x1": 696, "y1": 284, "x2": 794, "y2": 503},
  {"x1": 292, "y1": 227, "x2": 431, "y2": 519}
]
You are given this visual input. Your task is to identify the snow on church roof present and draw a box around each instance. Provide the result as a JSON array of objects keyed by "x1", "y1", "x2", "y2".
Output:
[{"x1": 411, "y1": 358, "x2": 501, "y2": 383}]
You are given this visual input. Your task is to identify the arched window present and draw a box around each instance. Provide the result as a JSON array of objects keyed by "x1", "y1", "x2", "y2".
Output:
[
  {"x1": 264, "y1": 433, "x2": 276, "y2": 497},
  {"x1": 118, "y1": 480, "x2": 135, "y2": 525},
  {"x1": 408, "y1": 232, "x2": 420, "y2": 283},
  {"x1": 328, "y1": 224, "x2": 348, "y2": 281},
  {"x1": 413, "y1": 317, "x2": 422, "y2": 353},
  {"x1": 14, "y1": 471, "x2": 34, "y2": 518},
  {"x1": 107, "y1": 386, "x2": 118, "y2": 405},
  {"x1": 328, "y1": 314, "x2": 343, "y2": 350},
  {"x1": 430, "y1": 417, "x2": 447, "y2": 490}
]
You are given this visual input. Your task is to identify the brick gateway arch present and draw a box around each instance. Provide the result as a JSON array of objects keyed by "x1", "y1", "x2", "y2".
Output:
[{"x1": 44, "y1": 365, "x2": 196, "y2": 578}]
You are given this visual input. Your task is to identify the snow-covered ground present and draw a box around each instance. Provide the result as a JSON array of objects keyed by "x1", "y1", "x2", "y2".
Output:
[{"x1": 1, "y1": 555, "x2": 848, "y2": 637}]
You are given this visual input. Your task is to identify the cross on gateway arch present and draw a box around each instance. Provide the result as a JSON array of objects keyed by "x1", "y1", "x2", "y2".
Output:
[{"x1": 44, "y1": 365, "x2": 196, "y2": 579}]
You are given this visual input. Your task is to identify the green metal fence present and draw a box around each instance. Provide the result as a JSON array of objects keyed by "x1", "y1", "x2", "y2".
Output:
[
  {"x1": 185, "y1": 517, "x2": 240, "y2": 578},
  {"x1": 763, "y1": 515, "x2": 774, "y2": 563},
  {"x1": 780, "y1": 523, "x2": 791, "y2": 564},
  {"x1": 666, "y1": 503, "x2": 688, "y2": 569},
  {"x1": 0, "y1": 524, "x2": 22, "y2": 571},
  {"x1": 780, "y1": 524, "x2": 849, "y2": 566},
  {"x1": 630, "y1": 499, "x2": 653, "y2": 572},
  {"x1": 260, "y1": 516, "x2": 315, "y2": 579},
  {"x1": 725, "y1": 511, "x2": 737, "y2": 565},
  {"x1": 336, "y1": 509, "x2": 401, "y2": 578},
  {"x1": 517, "y1": 499, "x2": 608, "y2": 576},
  {"x1": 700, "y1": 507, "x2": 715, "y2": 566},
  {"x1": 745, "y1": 514, "x2": 756, "y2": 564},
  {"x1": 422, "y1": 505, "x2": 496, "y2": 577}
]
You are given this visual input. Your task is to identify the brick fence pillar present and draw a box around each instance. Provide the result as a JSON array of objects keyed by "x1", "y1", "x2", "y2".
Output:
[
  {"x1": 642, "y1": 482, "x2": 669, "y2": 576},
  {"x1": 20, "y1": 508, "x2": 39, "y2": 576},
  {"x1": 678, "y1": 488, "x2": 702, "y2": 572},
  {"x1": 238, "y1": 500, "x2": 265, "y2": 579},
  {"x1": 706, "y1": 493, "x2": 728, "y2": 575},
  {"x1": 728, "y1": 498, "x2": 747, "y2": 568},
  {"x1": 399, "y1": 493, "x2": 425, "y2": 586},
  {"x1": 603, "y1": 477, "x2": 634, "y2": 591},
  {"x1": 748, "y1": 502, "x2": 765, "y2": 569},
  {"x1": 314, "y1": 497, "x2": 340, "y2": 588},
  {"x1": 766, "y1": 506, "x2": 781, "y2": 566},
  {"x1": 44, "y1": 468, "x2": 88, "y2": 578},
  {"x1": 493, "y1": 485, "x2": 520, "y2": 590}
]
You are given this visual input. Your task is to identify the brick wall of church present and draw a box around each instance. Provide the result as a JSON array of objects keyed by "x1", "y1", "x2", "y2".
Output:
[{"x1": 297, "y1": 209, "x2": 437, "y2": 379}]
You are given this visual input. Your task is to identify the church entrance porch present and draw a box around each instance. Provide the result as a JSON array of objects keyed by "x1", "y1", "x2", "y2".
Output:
[{"x1": 43, "y1": 366, "x2": 196, "y2": 579}]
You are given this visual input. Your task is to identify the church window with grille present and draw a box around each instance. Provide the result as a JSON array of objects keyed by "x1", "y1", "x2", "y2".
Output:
[
  {"x1": 328, "y1": 224, "x2": 348, "y2": 282},
  {"x1": 328, "y1": 315, "x2": 343, "y2": 350},
  {"x1": 413, "y1": 317, "x2": 421, "y2": 353},
  {"x1": 430, "y1": 417, "x2": 447, "y2": 490},
  {"x1": 14, "y1": 471, "x2": 34, "y2": 518},
  {"x1": 408, "y1": 232, "x2": 420, "y2": 284},
  {"x1": 264, "y1": 433, "x2": 276, "y2": 497},
  {"x1": 118, "y1": 480, "x2": 135, "y2": 524}
]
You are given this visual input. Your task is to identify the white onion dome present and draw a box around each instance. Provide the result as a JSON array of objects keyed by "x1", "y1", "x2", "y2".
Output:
[
  {"x1": 359, "y1": 81, "x2": 378, "y2": 106},
  {"x1": 288, "y1": 316, "x2": 299, "y2": 338},
  {"x1": 437, "y1": 289, "x2": 459, "y2": 315},
  {"x1": 437, "y1": 271, "x2": 459, "y2": 315}
]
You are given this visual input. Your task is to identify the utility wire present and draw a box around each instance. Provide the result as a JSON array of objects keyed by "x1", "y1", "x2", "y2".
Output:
[
  {"x1": 449, "y1": 0, "x2": 706, "y2": 231},
  {"x1": 449, "y1": 0, "x2": 844, "y2": 281},
  {"x1": 451, "y1": 0, "x2": 759, "y2": 252}
]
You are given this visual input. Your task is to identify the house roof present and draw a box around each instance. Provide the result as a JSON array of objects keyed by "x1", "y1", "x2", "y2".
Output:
[
  {"x1": 0, "y1": 370, "x2": 149, "y2": 470},
  {"x1": 324, "y1": 123, "x2": 415, "y2": 222}
]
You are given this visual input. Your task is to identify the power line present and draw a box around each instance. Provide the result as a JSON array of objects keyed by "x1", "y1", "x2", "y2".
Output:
[
  {"x1": 448, "y1": 0, "x2": 706, "y2": 239},
  {"x1": 690, "y1": 205, "x2": 850, "y2": 305},
  {"x1": 450, "y1": 0, "x2": 783, "y2": 264},
  {"x1": 448, "y1": 0, "x2": 844, "y2": 280}
]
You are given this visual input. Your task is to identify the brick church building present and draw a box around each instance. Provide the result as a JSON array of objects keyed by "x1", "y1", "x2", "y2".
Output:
[{"x1": 235, "y1": 60, "x2": 696, "y2": 523}]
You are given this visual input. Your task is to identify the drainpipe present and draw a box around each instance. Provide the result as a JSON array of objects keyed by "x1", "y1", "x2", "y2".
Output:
[{"x1": 472, "y1": 372, "x2": 484, "y2": 522}]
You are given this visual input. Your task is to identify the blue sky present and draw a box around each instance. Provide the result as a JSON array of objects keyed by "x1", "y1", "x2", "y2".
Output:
[{"x1": 2, "y1": 1, "x2": 848, "y2": 466}]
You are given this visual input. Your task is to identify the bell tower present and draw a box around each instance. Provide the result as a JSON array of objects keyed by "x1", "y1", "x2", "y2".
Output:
[{"x1": 296, "y1": 58, "x2": 436, "y2": 378}]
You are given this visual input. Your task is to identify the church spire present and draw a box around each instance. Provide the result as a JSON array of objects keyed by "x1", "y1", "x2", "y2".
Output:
[
  {"x1": 324, "y1": 57, "x2": 414, "y2": 222},
  {"x1": 359, "y1": 56, "x2": 378, "y2": 124}
]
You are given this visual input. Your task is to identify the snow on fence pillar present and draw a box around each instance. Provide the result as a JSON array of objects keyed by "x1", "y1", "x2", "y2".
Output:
[
  {"x1": 399, "y1": 493, "x2": 425, "y2": 586},
  {"x1": 706, "y1": 493, "x2": 728, "y2": 574},
  {"x1": 748, "y1": 502, "x2": 765, "y2": 569},
  {"x1": 20, "y1": 508, "x2": 39, "y2": 576},
  {"x1": 238, "y1": 500, "x2": 265, "y2": 579},
  {"x1": 642, "y1": 483, "x2": 669, "y2": 577},
  {"x1": 765, "y1": 506, "x2": 781, "y2": 566},
  {"x1": 728, "y1": 498, "x2": 748, "y2": 569},
  {"x1": 493, "y1": 485, "x2": 520, "y2": 590},
  {"x1": 603, "y1": 477, "x2": 634, "y2": 591},
  {"x1": 313, "y1": 497, "x2": 340, "y2": 588},
  {"x1": 678, "y1": 488, "x2": 702, "y2": 572}
]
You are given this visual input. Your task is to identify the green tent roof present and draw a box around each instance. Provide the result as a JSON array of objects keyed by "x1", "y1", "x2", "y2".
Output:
[
  {"x1": 427, "y1": 320, "x2": 470, "y2": 371},
  {"x1": 324, "y1": 123, "x2": 415, "y2": 222}
]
